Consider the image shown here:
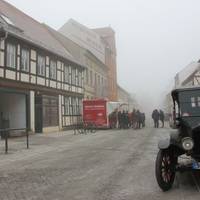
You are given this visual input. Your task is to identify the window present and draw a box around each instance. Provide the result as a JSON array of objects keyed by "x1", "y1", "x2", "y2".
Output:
[
  {"x1": 85, "y1": 68, "x2": 88, "y2": 84},
  {"x1": 98, "y1": 75, "x2": 100, "y2": 85},
  {"x1": 37, "y1": 55, "x2": 45, "y2": 76},
  {"x1": 71, "y1": 97, "x2": 76, "y2": 115},
  {"x1": 191, "y1": 97, "x2": 196, "y2": 108},
  {"x1": 69, "y1": 66, "x2": 72, "y2": 84},
  {"x1": 71, "y1": 97, "x2": 82, "y2": 115},
  {"x1": 90, "y1": 70, "x2": 93, "y2": 86},
  {"x1": 64, "y1": 96, "x2": 70, "y2": 115},
  {"x1": 6, "y1": 43, "x2": 16, "y2": 68},
  {"x1": 50, "y1": 60, "x2": 57, "y2": 80},
  {"x1": 78, "y1": 70, "x2": 82, "y2": 87},
  {"x1": 101, "y1": 77, "x2": 104, "y2": 86},
  {"x1": 198, "y1": 97, "x2": 200, "y2": 107},
  {"x1": 21, "y1": 48, "x2": 29, "y2": 72},
  {"x1": 78, "y1": 98, "x2": 82, "y2": 115},
  {"x1": 75, "y1": 68, "x2": 78, "y2": 86},
  {"x1": 64, "y1": 65, "x2": 69, "y2": 83},
  {"x1": 71, "y1": 68, "x2": 76, "y2": 85},
  {"x1": 95, "y1": 73, "x2": 97, "y2": 86},
  {"x1": 43, "y1": 95, "x2": 58, "y2": 127}
]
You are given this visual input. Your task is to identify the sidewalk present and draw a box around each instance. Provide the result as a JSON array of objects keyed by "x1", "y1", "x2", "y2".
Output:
[{"x1": 0, "y1": 130, "x2": 74, "y2": 168}]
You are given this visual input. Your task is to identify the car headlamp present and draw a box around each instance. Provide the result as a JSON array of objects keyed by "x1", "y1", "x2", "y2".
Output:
[{"x1": 182, "y1": 137, "x2": 194, "y2": 151}]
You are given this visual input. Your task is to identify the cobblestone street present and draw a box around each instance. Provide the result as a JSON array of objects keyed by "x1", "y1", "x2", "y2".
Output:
[{"x1": 0, "y1": 127, "x2": 200, "y2": 200}]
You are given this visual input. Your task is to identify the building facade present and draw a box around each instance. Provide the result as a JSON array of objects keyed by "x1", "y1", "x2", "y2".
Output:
[
  {"x1": 45, "y1": 23, "x2": 108, "y2": 100},
  {"x1": 59, "y1": 19, "x2": 116, "y2": 100},
  {"x1": 117, "y1": 85, "x2": 137, "y2": 111},
  {"x1": 93, "y1": 27, "x2": 118, "y2": 101},
  {"x1": 0, "y1": 0, "x2": 84, "y2": 133},
  {"x1": 175, "y1": 61, "x2": 200, "y2": 88}
]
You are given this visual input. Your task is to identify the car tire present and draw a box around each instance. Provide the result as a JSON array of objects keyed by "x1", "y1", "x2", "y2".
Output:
[{"x1": 155, "y1": 149, "x2": 176, "y2": 191}]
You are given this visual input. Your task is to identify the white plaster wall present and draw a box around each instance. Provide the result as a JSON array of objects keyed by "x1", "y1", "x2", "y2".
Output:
[
  {"x1": 0, "y1": 51, "x2": 4, "y2": 66},
  {"x1": 21, "y1": 73, "x2": 29, "y2": 82},
  {"x1": 50, "y1": 80, "x2": 56, "y2": 88},
  {"x1": 37, "y1": 77, "x2": 45, "y2": 85},
  {"x1": 0, "y1": 68, "x2": 3, "y2": 77},
  {"x1": 31, "y1": 50, "x2": 36, "y2": 60},
  {"x1": 6, "y1": 70, "x2": 16, "y2": 80},
  {"x1": 30, "y1": 75, "x2": 36, "y2": 84},
  {"x1": 0, "y1": 93, "x2": 26, "y2": 129},
  {"x1": 31, "y1": 61, "x2": 36, "y2": 74},
  {"x1": 0, "y1": 40, "x2": 5, "y2": 50}
]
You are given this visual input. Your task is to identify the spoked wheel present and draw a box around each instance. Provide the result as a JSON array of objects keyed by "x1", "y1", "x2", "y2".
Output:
[
  {"x1": 85, "y1": 123, "x2": 97, "y2": 133},
  {"x1": 155, "y1": 149, "x2": 177, "y2": 191},
  {"x1": 90, "y1": 123, "x2": 97, "y2": 133}
]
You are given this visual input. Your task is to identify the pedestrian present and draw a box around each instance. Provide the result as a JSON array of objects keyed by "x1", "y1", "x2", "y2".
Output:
[
  {"x1": 141, "y1": 113, "x2": 145, "y2": 127},
  {"x1": 118, "y1": 111, "x2": 122, "y2": 129},
  {"x1": 122, "y1": 110, "x2": 126, "y2": 129},
  {"x1": 131, "y1": 109, "x2": 136, "y2": 129},
  {"x1": 152, "y1": 109, "x2": 159, "y2": 128},
  {"x1": 159, "y1": 109, "x2": 165, "y2": 128},
  {"x1": 135, "y1": 110, "x2": 141, "y2": 129}
]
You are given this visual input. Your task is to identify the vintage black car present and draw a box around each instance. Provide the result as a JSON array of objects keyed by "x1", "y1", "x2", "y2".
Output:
[{"x1": 156, "y1": 86, "x2": 200, "y2": 191}]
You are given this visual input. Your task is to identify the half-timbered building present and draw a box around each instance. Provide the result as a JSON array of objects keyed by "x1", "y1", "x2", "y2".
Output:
[{"x1": 0, "y1": 0, "x2": 84, "y2": 133}]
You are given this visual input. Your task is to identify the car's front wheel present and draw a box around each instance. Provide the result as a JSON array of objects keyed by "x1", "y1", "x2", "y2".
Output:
[{"x1": 155, "y1": 149, "x2": 176, "y2": 191}]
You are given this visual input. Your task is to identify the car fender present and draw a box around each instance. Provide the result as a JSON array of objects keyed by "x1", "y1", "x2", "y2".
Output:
[{"x1": 158, "y1": 138, "x2": 171, "y2": 149}]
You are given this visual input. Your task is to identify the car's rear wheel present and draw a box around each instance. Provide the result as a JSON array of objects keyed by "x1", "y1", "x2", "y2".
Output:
[{"x1": 155, "y1": 149, "x2": 176, "y2": 191}]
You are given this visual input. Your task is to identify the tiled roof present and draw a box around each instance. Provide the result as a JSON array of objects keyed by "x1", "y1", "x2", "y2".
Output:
[{"x1": 0, "y1": 0, "x2": 82, "y2": 66}]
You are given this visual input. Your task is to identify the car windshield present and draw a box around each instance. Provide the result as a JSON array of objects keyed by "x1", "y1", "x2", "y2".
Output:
[
  {"x1": 178, "y1": 90, "x2": 200, "y2": 117},
  {"x1": 178, "y1": 90, "x2": 200, "y2": 128}
]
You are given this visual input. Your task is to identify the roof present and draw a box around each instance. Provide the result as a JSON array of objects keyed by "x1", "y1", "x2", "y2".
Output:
[
  {"x1": 175, "y1": 62, "x2": 200, "y2": 87},
  {"x1": 42, "y1": 23, "x2": 85, "y2": 67},
  {"x1": 0, "y1": 0, "x2": 82, "y2": 67},
  {"x1": 44, "y1": 23, "x2": 107, "y2": 70},
  {"x1": 58, "y1": 19, "x2": 106, "y2": 64},
  {"x1": 172, "y1": 85, "x2": 200, "y2": 101}
]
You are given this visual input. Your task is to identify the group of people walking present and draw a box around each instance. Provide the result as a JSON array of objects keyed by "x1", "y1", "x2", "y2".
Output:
[
  {"x1": 109, "y1": 109, "x2": 146, "y2": 130},
  {"x1": 151, "y1": 109, "x2": 165, "y2": 128}
]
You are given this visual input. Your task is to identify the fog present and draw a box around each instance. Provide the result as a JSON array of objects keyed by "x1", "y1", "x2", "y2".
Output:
[{"x1": 6, "y1": 0, "x2": 200, "y2": 112}]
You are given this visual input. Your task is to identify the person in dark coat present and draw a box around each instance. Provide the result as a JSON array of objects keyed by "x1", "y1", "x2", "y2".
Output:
[
  {"x1": 131, "y1": 109, "x2": 136, "y2": 129},
  {"x1": 118, "y1": 111, "x2": 122, "y2": 129},
  {"x1": 159, "y1": 109, "x2": 165, "y2": 128},
  {"x1": 141, "y1": 113, "x2": 145, "y2": 127},
  {"x1": 125, "y1": 111, "x2": 129, "y2": 128},
  {"x1": 135, "y1": 110, "x2": 141, "y2": 129},
  {"x1": 152, "y1": 109, "x2": 159, "y2": 128},
  {"x1": 122, "y1": 110, "x2": 126, "y2": 129}
]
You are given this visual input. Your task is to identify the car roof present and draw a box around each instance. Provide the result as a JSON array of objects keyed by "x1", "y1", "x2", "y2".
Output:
[{"x1": 171, "y1": 85, "x2": 200, "y2": 101}]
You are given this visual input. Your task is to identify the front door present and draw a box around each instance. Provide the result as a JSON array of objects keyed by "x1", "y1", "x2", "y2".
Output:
[{"x1": 35, "y1": 94, "x2": 43, "y2": 133}]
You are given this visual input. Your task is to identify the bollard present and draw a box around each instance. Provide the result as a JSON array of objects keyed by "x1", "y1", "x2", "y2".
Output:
[
  {"x1": 26, "y1": 129, "x2": 29, "y2": 149},
  {"x1": 5, "y1": 130, "x2": 8, "y2": 154}
]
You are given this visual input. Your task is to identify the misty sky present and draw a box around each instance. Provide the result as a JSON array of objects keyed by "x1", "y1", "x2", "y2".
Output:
[{"x1": 5, "y1": 0, "x2": 200, "y2": 110}]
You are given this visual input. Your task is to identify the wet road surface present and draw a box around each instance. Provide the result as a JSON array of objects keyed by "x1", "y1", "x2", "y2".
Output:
[{"x1": 0, "y1": 127, "x2": 199, "y2": 200}]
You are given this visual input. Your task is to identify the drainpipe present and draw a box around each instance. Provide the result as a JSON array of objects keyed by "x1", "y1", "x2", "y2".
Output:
[{"x1": 0, "y1": 27, "x2": 8, "y2": 41}]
